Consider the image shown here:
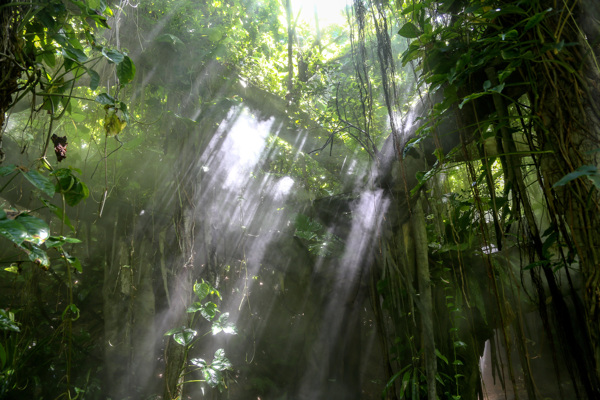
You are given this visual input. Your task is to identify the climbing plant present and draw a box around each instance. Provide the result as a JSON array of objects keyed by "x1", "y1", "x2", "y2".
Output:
[
  {"x1": 164, "y1": 280, "x2": 236, "y2": 398},
  {"x1": 365, "y1": 0, "x2": 600, "y2": 398},
  {"x1": 1, "y1": 0, "x2": 599, "y2": 399}
]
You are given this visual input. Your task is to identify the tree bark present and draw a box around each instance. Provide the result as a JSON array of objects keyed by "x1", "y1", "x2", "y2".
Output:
[
  {"x1": 412, "y1": 194, "x2": 436, "y2": 400},
  {"x1": 0, "y1": 3, "x2": 29, "y2": 164},
  {"x1": 530, "y1": 0, "x2": 600, "y2": 393}
]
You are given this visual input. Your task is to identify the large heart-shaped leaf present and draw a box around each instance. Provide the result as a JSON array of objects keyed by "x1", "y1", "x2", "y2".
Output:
[
  {"x1": 173, "y1": 328, "x2": 197, "y2": 347},
  {"x1": 398, "y1": 22, "x2": 421, "y2": 39},
  {"x1": 211, "y1": 349, "x2": 232, "y2": 371},
  {"x1": 200, "y1": 302, "x2": 218, "y2": 321},
  {"x1": 194, "y1": 281, "x2": 210, "y2": 301},
  {"x1": 211, "y1": 312, "x2": 237, "y2": 335}
]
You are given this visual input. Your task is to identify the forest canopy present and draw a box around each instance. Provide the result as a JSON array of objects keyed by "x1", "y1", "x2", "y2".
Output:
[{"x1": 1, "y1": 0, "x2": 599, "y2": 399}]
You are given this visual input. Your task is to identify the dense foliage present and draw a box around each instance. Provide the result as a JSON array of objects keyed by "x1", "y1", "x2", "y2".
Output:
[{"x1": 0, "y1": 0, "x2": 599, "y2": 399}]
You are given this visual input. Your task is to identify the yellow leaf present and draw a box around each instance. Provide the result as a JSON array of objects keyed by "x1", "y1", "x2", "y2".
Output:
[{"x1": 103, "y1": 109, "x2": 127, "y2": 136}]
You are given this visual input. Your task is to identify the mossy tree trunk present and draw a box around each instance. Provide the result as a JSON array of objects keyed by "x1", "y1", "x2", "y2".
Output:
[{"x1": 529, "y1": 0, "x2": 600, "y2": 392}]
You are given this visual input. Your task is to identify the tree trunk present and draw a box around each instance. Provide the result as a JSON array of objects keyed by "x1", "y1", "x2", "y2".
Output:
[
  {"x1": 412, "y1": 194, "x2": 437, "y2": 400},
  {"x1": 163, "y1": 205, "x2": 195, "y2": 399},
  {"x1": 533, "y1": 0, "x2": 600, "y2": 393},
  {"x1": 0, "y1": 4, "x2": 28, "y2": 164}
]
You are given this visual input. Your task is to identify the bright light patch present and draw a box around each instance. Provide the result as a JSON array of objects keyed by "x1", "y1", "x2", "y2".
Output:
[
  {"x1": 294, "y1": 0, "x2": 349, "y2": 27},
  {"x1": 275, "y1": 176, "x2": 294, "y2": 197}
]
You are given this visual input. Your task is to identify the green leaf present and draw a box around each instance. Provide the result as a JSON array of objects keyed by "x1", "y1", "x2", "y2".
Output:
[
  {"x1": 194, "y1": 281, "x2": 210, "y2": 301},
  {"x1": 498, "y1": 65, "x2": 516, "y2": 82},
  {"x1": 95, "y1": 93, "x2": 116, "y2": 105},
  {"x1": 542, "y1": 231, "x2": 558, "y2": 258},
  {"x1": 400, "y1": 369, "x2": 412, "y2": 397},
  {"x1": 524, "y1": 9, "x2": 551, "y2": 31},
  {"x1": 401, "y1": 42, "x2": 422, "y2": 65},
  {"x1": 37, "y1": 8, "x2": 58, "y2": 30},
  {"x1": 190, "y1": 357, "x2": 207, "y2": 368},
  {"x1": 118, "y1": 101, "x2": 130, "y2": 123},
  {"x1": 499, "y1": 29, "x2": 519, "y2": 40},
  {"x1": 458, "y1": 92, "x2": 487, "y2": 109},
  {"x1": 40, "y1": 50, "x2": 56, "y2": 67},
  {"x1": 587, "y1": 174, "x2": 600, "y2": 190},
  {"x1": 0, "y1": 164, "x2": 16, "y2": 176},
  {"x1": 208, "y1": 27, "x2": 224, "y2": 42},
  {"x1": 173, "y1": 328, "x2": 197, "y2": 346},
  {"x1": 212, "y1": 312, "x2": 237, "y2": 335},
  {"x1": 40, "y1": 198, "x2": 75, "y2": 231},
  {"x1": 53, "y1": 168, "x2": 89, "y2": 206},
  {"x1": 411, "y1": 369, "x2": 418, "y2": 398},
  {"x1": 68, "y1": 255, "x2": 82, "y2": 273},
  {"x1": 27, "y1": 245, "x2": 50, "y2": 267},
  {"x1": 410, "y1": 162, "x2": 439, "y2": 196},
  {"x1": 45, "y1": 235, "x2": 82, "y2": 248},
  {"x1": 102, "y1": 48, "x2": 125, "y2": 64},
  {"x1": 116, "y1": 56, "x2": 136, "y2": 84},
  {"x1": 200, "y1": 301, "x2": 219, "y2": 321},
  {"x1": 553, "y1": 165, "x2": 598, "y2": 187},
  {"x1": 435, "y1": 373, "x2": 445, "y2": 385},
  {"x1": 164, "y1": 326, "x2": 182, "y2": 336},
  {"x1": 87, "y1": 13, "x2": 110, "y2": 29},
  {"x1": 186, "y1": 301, "x2": 204, "y2": 313},
  {"x1": 211, "y1": 348, "x2": 232, "y2": 371},
  {"x1": 211, "y1": 358, "x2": 231, "y2": 372},
  {"x1": 294, "y1": 214, "x2": 323, "y2": 232},
  {"x1": 64, "y1": 179, "x2": 89, "y2": 206},
  {"x1": 501, "y1": 49, "x2": 520, "y2": 60},
  {"x1": 0, "y1": 309, "x2": 20, "y2": 332},
  {"x1": 401, "y1": 1, "x2": 424, "y2": 15},
  {"x1": 0, "y1": 218, "x2": 28, "y2": 245},
  {"x1": 62, "y1": 47, "x2": 88, "y2": 63},
  {"x1": 294, "y1": 230, "x2": 317, "y2": 241},
  {"x1": 435, "y1": 348, "x2": 448, "y2": 365},
  {"x1": 70, "y1": 112, "x2": 86, "y2": 122},
  {"x1": 23, "y1": 170, "x2": 55, "y2": 197},
  {"x1": 489, "y1": 83, "x2": 505, "y2": 93},
  {"x1": 16, "y1": 214, "x2": 50, "y2": 245},
  {"x1": 4, "y1": 265, "x2": 19, "y2": 273},
  {"x1": 398, "y1": 22, "x2": 421, "y2": 38},
  {"x1": 87, "y1": 69, "x2": 100, "y2": 90},
  {"x1": 382, "y1": 364, "x2": 410, "y2": 397},
  {"x1": 203, "y1": 366, "x2": 220, "y2": 387},
  {"x1": 213, "y1": 348, "x2": 226, "y2": 360}
]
